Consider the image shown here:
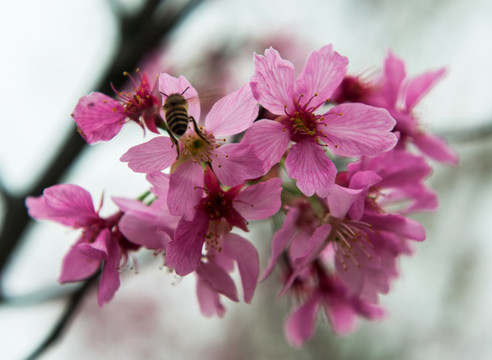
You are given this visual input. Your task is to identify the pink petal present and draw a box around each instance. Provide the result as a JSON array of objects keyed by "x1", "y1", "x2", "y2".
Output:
[
  {"x1": 165, "y1": 211, "x2": 209, "y2": 276},
  {"x1": 58, "y1": 240, "x2": 100, "y2": 283},
  {"x1": 347, "y1": 171, "x2": 382, "y2": 220},
  {"x1": 146, "y1": 172, "x2": 171, "y2": 198},
  {"x1": 26, "y1": 196, "x2": 53, "y2": 222},
  {"x1": 29, "y1": 184, "x2": 98, "y2": 227},
  {"x1": 412, "y1": 132, "x2": 458, "y2": 165},
  {"x1": 322, "y1": 103, "x2": 397, "y2": 157},
  {"x1": 349, "y1": 170, "x2": 383, "y2": 190},
  {"x1": 78, "y1": 229, "x2": 110, "y2": 260},
  {"x1": 72, "y1": 92, "x2": 126, "y2": 144},
  {"x1": 241, "y1": 120, "x2": 291, "y2": 173},
  {"x1": 363, "y1": 212, "x2": 426, "y2": 241},
  {"x1": 288, "y1": 230, "x2": 311, "y2": 263},
  {"x1": 285, "y1": 295, "x2": 320, "y2": 347},
  {"x1": 294, "y1": 44, "x2": 348, "y2": 107},
  {"x1": 111, "y1": 196, "x2": 141, "y2": 213},
  {"x1": 196, "y1": 273, "x2": 226, "y2": 317},
  {"x1": 117, "y1": 200, "x2": 173, "y2": 250},
  {"x1": 250, "y1": 48, "x2": 296, "y2": 115},
  {"x1": 285, "y1": 141, "x2": 337, "y2": 197},
  {"x1": 294, "y1": 224, "x2": 332, "y2": 267},
  {"x1": 353, "y1": 299, "x2": 385, "y2": 321},
  {"x1": 209, "y1": 248, "x2": 235, "y2": 273},
  {"x1": 327, "y1": 184, "x2": 364, "y2": 219},
  {"x1": 197, "y1": 261, "x2": 238, "y2": 302},
  {"x1": 323, "y1": 296, "x2": 357, "y2": 335},
  {"x1": 403, "y1": 186, "x2": 439, "y2": 213},
  {"x1": 382, "y1": 50, "x2": 406, "y2": 106},
  {"x1": 335, "y1": 254, "x2": 364, "y2": 296},
  {"x1": 358, "y1": 270, "x2": 390, "y2": 304},
  {"x1": 204, "y1": 85, "x2": 258, "y2": 136},
  {"x1": 159, "y1": 73, "x2": 200, "y2": 120},
  {"x1": 211, "y1": 143, "x2": 264, "y2": 187},
  {"x1": 167, "y1": 161, "x2": 204, "y2": 221},
  {"x1": 120, "y1": 136, "x2": 176, "y2": 173},
  {"x1": 404, "y1": 68, "x2": 446, "y2": 109},
  {"x1": 261, "y1": 207, "x2": 300, "y2": 281},
  {"x1": 356, "y1": 150, "x2": 432, "y2": 188},
  {"x1": 223, "y1": 233, "x2": 259, "y2": 303},
  {"x1": 234, "y1": 177, "x2": 283, "y2": 220},
  {"x1": 97, "y1": 237, "x2": 121, "y2": 306}
]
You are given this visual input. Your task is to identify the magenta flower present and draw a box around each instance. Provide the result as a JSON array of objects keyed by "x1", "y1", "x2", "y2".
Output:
[
  {"x1": 285, "y1": 271, "x2": 384, "y2": 347},
  {"x1": 72, "y1": 70, "x2": 162, "y2": 144},
  {"x1": 260, "y1": 202, "x2": 385, "y2": 344},
  {"x1": 26, "y1": 184, "x2": 140, "y2": 306},
  {"x1": 242, "y1": 44, "x2": 397, "y2": 197},
  {"x1": 324, "y1": 171, "x2": 426, "y2": 303},
  {"x1": 121, "y1": 75, "x2": 264, "y2": 221},
  {"x1": 334, "y1": 51, "x2": 457, "y2": 164},
  {"x1": 346, "y1": 149, "x2": 438, "y2": 214},
  {"x1": 165, "y1": 168, "x2": 282, "y2": 278},
  {"x1": 263, "y1": 169, "x2": 425, "y2": 304}
]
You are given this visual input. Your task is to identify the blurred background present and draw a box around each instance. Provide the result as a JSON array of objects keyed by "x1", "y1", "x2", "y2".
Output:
[{"x1": 1, "y1": 0, "x2": 491, "y2": 359}]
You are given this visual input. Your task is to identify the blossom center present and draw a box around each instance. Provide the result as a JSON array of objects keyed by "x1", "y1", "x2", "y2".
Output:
[
  {"x1": 328, "y1": 217, "x2": 375, "y2": 271},
  {"x1": 292, "y1": 111, "x2": 317, "y2": 136},
  {"x1": 181, "y1": 130, "x2": 217, "y2": 162},
  {"x1": 113, "y1": 71, "x2": 160, "y2": 121},
  {"x1": 283, "y1": 94, "x2": 326, "y2": 143},
  {"x1": 198, "y1": 185, "x2": 248, "y2": 251},
  {"x1": 202, "y1": 192, "x2": 234, "y2": 221}
]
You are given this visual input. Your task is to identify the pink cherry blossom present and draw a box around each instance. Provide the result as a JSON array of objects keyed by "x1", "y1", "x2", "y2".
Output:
[
  {"x1": 346, "y1": 149, "x2": 438, "y2": 213},
  {"x1": 25, "y1": 184, "x2": 142, "y2": 306},
  {"x1": 325, "y1": 172, "x2": 425, "y2": 303},
  {"x1": 165, "y1": 168, "x2": 282, "y2": 277},
  {"x1": 242, "y1": 44, "x2": 397, "y2": 197},
  {"x1": 72, "y1": 71, "x2": 162, "y2": 144},
  {"x1": 285, "y1": 270, "x2": 384, "y2": 347},
  {"x1": 263, "y1": 168, "x2": 425, "y2": 304},
  {"x1": 120, "y1": 76, "x2": 264, "y2": 220},
  {"x1": 333, "y1": 51, "x2": 458, "y2": 164}
]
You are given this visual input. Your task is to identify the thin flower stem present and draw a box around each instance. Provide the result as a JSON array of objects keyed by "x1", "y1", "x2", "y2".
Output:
[{"x1": 137, "y1": 190, "x2": 152, "y2": 202}]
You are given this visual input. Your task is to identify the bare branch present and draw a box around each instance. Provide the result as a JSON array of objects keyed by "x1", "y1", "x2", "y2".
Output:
[{"x1": 24, "y1": 272, "x2": 99, "y2": 360}]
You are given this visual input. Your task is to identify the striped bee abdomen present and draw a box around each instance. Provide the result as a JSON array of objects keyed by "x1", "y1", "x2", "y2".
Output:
[
  {"x1": 163, "y1": 93, "x2": 190, "y2": 137},
  {"x1": 166, "y1": 106, "x2": 189, "y2": 136}
]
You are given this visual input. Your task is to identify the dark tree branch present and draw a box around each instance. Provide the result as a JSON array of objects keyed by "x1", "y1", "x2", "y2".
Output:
[
  {"x1": 24, "y1": 272, "x2": 99, "y2": 360},
  {"x1": 0, "y1": 0, "x2": 205, "y2": 295}
]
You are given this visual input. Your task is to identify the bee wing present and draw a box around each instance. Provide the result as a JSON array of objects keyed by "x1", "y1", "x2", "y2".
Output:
[
  {"x1": 187, "y1": 89, "x2": 226, "y2": 122},
  {"x1": 183, "y1": 94, "x2": 201, "y2": 121}
]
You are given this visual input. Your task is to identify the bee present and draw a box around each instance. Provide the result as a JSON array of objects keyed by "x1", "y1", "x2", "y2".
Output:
[{"x1": 161, "y1": 87, "x2": 209, "y2": 157}]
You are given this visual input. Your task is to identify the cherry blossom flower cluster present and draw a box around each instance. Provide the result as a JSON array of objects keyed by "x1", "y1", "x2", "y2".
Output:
[{"x1": 26, "y1": 44, "x2": 457, "y2": 346}]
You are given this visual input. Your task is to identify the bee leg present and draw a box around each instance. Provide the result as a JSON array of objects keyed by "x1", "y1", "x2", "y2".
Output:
[
  {"x1": 168, "y1": 131, "x2": 180, "y2": 159},
  {"x1": 189, "y1": 116, "x2": 210, "y2": 144}
]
